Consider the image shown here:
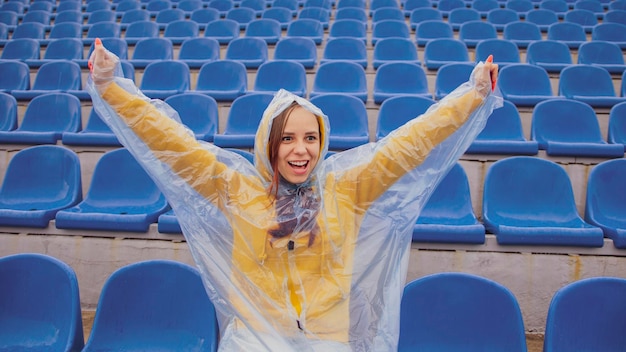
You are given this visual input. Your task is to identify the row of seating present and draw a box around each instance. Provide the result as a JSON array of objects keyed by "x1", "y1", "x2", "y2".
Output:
[
  {"x1": 0, "y1": 142, "x2": 624, "y2": 247},
  {"x1": 2, "y1": 252, "x2": 626, "y2": 351}
]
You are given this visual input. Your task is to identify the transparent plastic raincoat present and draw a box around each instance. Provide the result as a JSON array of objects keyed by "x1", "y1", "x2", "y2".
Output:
[{"x1": 87, "y1": 51, "x2": 502, "y2": 351}]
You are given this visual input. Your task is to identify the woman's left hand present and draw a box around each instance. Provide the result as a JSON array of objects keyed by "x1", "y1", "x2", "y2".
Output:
[{"x1": 473, "y1": 55, "x2": 499, "y2": 98}]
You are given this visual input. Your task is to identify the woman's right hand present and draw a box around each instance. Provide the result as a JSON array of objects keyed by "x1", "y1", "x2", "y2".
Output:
[
  {"x1": 88, "y1": 38, "x2": 119, "y2": 90},
  {"x1": 472, "y1": 55, "x2": 499, "y2": 98}
]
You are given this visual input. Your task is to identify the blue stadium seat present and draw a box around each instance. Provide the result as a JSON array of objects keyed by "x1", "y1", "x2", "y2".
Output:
[
  {"x1": 274, "y1": 37, "x2": 318, "y2": 69},
  {"x1": 0, "y1": 12, "x2": 18, "y2": 31},
  {"x1": 472, "y1": 0, "x2": 499, "y2": 18},
  {"x1": 115, "y1": 0, "x2": 141, "y2": 13},
  {"x1": 585, "y1": 159, "x2": 626, "y2": 248},
  {"x1": 82, "y1": 260, "x2": 218, "y2": 352},
  {"x1": 204, "y1": 19, "x2": 240, "y2": 45},
  {"x1": 372, "y1": 7, "x2": 404, "y2": 23},
  {"x1": 41, "y1": 22, "x2": 83, "y2": 45},
  {"x1": 376, "y1": 95, "x2": 434, "y2": 140},
  {"x1": 498, "y1": 64, "x2": 561, "y2": 106},
  {"x1": 12, "y1": 61, "x2": 85, "y2": 101},
  {"x1": 526, "y1": 40, "x2": 573, "y2": 73},
  {"x1": 610, "y1": 0, "x2": 626, "y2": 10},
  {"x1": 195, "y1": 60, "x2": 248, "y2": 101},
  {"x1": 531, "y1": 99, "x2": 625, "y2": 157},
  {"x1": 413, "y1": 163, "x2": 485, "y2": 244},
  {"x1": 458, "y1": 20, "x2": 497, "y2": 48},
  {"x1": 262, "y1": 7, "x2": 293, "y2": 30},
  {"x1": 486, "y1": 8, "x2": 519, "y2": 31},
  {"x1": 157, "y1": 209, "x2": 182, "y2": 233},
  {"x1": 414, "y1": 19, "x2": 453, "y2": 47},
  {"x1": 544, "y1": 277, "x2": 626, "y2": 351},
  {"x1": 608, "y1": 101, "x2": 626, "y2": 150},
  {"x1": 577, "y1": 41, "x2": 626, "y2": 75},
  {"x1": 0, "y1": 146, "x2": 82, "y2": 227},
  {"x1": 0, "y1": 61, "x2": 30, "y2": 93},
  {"x1": 55, "y1": 148, "x2": 170, "y2": 232},
  {"x1": 436, "y1": 0, "x2": 465, "y2": 17},
  {"x1": 526, "y1": 9, "x2": 559, "y2": 32},
  {"x1": 28, "y1": 1, "x2": 54, "y2": 12},
  {"x1": 56, "y1": 1, "x2": 82, "y2": 12},
  {"x1": 0, "y1": 93, "x2": 81, "y2": 144},
  {"x1": 54, "y1": 10, "x2": 85, "y2": 25},
  {"x1": 320, "y1": 37, "x2": 368, "y2": 68},
  {"x1": 433, "y1": 62, "x2": 474, "y2": 100},
  {"x1": 474, "y1": 38, "x2": 520, "y2": 67},
  {"x1": 155, "y1": 8, "x2": 186, "y2": 30},
  {"x1": 539, "y1": 0, "x2": 568, "y2": 18},
  {"x1": 0, "y1": 253, "x2": 84, "y2": 351},
  {"x1": 466, "y1": 100, "x2": 539, "y2": 155},
  {"x1": 164, "y1": 93, "x2": 219, "y2": 142},
  {"x1": 0, "y1": 1, "x2": 24, "y2": 14},
  {"x1": 482, "y1": 156, "x2": 605, "y2": 247},
  {"x1": 286, "y1": 18, "x2": 324, "y2": 44},
  {"x1": 240, "y1": 0, "x2": 266, "y2": 16},
  {"x1": 226, "y1": 7, "x2": 257, "y2": 29},
  {"x1": 305, "y1": 0, "x2": 333, "y2": 9},
  {"x1": 77, "y1": 37, "x2": 129, "y2": 68},
  {"x1": 119, "y1": 9, "x2": 150, "y2": 29},
  {"x1": 273, "y1": 0, "x2": 299, "y2": 15},
  {"x1": 310, "y1": 61, "x2": 368, "y2": 103},
  {"x1": 0, "y1": 23, "x2": 7, "y2": 45},
  {"x1": 0, "y1": 93, "x2": 17, "y2": 132},
  {"x1": 21, "y1": 10, "x2": 51, "y2": 25},
  {"x1": 298, "y1": 7, "x2": 331, "y2": 29},
  {"x1": 573, "y1": 0, "x2": 605, "y2": 19},
  {"x1": 547, "y1": 22, "x2": 586, "y2": 49},
  {"x1": 564, "y1": 9, "x2": 598, "y2": 33},
  {"x1": 254, "y1": 60, "x2": 307, "y2": 97},
  {"x1": 146, "y1": 0, "x2": 172, "y2": 13},
  {"x1": 399, "y1": 273, "x2": 527, "y2": 352},
  {"x1": 370, "y1": 0, "x2": 400, "y2": 13},
  {"x1": 207, "y1": 0, "x2": 234, "y2": 17},
  {"x1": 409, "y1": 8, "x2": 443, "y2": 31},
  {"x1": 83, "y1": 21, "x2": 121, "y2": 46},
  {"x1": 139, "y1": 60, "x2": 190, "y2": 99},
  {"x1": 124, "y1": 20, "x2": 160, "y2": 45},
  {"x1": 129, "y1": 37, "x2": 174, "y2": 69},
  {"x1": 245, "y1": 18, "x2": 282, "y2": 44},
  {"x1": 224, "y1": 37, "x2": 268, "y2": 69},
  {"x1": 0, "y1": 38, "x2": 39, "y2": 61},
  {"x1": 371, "y1": 19, "x2": 410, "y2": 45},
  {"x1": 423, "y1": 38, "x2": 470, "y2": 70},
  {"x1": 190, "y1": 8, "x2": 220, "y2": 30},
  {"x1": 337, "y1": 0, "x2": 366, "y2": 9},
  {"x1": 505, "y1": 0, "x2": 534, "y2": 18},
  {"x1": 604, "y1": 9, "x2": 626, "y2": 25},
  {"x1": 61, "y1": 107, "x2": 122, "y2": 147},
  {"x1": 85, "y1": 0, "x2": 113, "y2": 13},
  {"x1": 213, "y1": 93, "x2": 275, "y2": 148},
  {"x1": 309, "y1": 94, "x2": 370, "y2": 150},
  {"x1": 85, "y1": 9, "x2": 117, "y2": 27},
  {"x1": 328, "y1": 19, "x2": 367, "y2": 43},
  {"x1": 403, "y1": 0, "x2": 432, "y2": 17},
  {"x1": 373, "y1": 62, "x2": 431, "y2": 103},
  {"x1": 559, "y1": 64, "x2": 626, "y2": 108},
  {"x1": 25, "y1": 38, "x2": 83, "y2": 68},
  {"x1": 178, "y1": 37, "x2": 220, "y2": 69},
  {"x1": 591, "y1": 22, "x2": 626, "y2": 49},
  {"x1": 164, "y1": 20, "x2": 200, "y2": 45},
  {"x1": 503, "y1": 21, "x2": 541, "y2": 49},
  {"x1": 448, "y1": 7, "x2": 481, "y2": 30},
  {"x1": 372, "y1": 37, "x2": 420, "y2": 69}
]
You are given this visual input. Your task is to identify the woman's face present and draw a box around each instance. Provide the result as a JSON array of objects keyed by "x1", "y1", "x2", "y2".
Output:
[{"x1": 276, "y1": 106, "x2": 321, "y2": 184}]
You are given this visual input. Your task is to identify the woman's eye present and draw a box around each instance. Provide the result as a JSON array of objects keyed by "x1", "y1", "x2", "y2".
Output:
[
  {"x1": 282, "y1": 136, "x2": 292, "y2": 142},
  {"x1": 306, "y1": 136, "x2": 317, "y2": 141}
]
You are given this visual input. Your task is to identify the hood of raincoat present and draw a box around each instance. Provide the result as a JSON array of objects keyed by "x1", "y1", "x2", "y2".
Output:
[{"x1": 253, "y1": 89, "x2": 331, "y2": 184}]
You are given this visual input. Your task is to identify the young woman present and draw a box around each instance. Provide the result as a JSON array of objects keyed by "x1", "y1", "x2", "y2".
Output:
[{"x1": 88, "y1": 38, "x2": 500, "y2": 351}]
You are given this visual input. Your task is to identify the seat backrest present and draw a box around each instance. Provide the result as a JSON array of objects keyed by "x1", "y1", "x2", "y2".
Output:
[
  {"x1": 146, "y1": 0, "x2": 172, "y2": 12},
  {"x1": 0, "y1": 93, "x2": 17, "y2": 131},
  {"x1": 503, "y1": 20, "x2": 542, "y2": 41},
  {"x1": 0, "y1": 253, "x2": 84, "y2": 352},
  {"x1": 48, "y1": 22, "x2": 83, "y2": 39},
  {"x1": 83, "y1": 260, "x2": 218, "y2": 352},
  {"x1": 423, "y1": 38, "x2": 470, "y2": 62},
  {"x1": 323, "y1": 37, "x2": 367, "y2": 60},
  {"x1": 410, "y1": 8, "x2": 443, "y2": 28},
  {"x1": 125, "y1": 20, "x2": 160, "y2": 39},
  {"x1": 565, "y1": 9, "x2": 598, "y2": 27},
  {"x1": 486, "y1": 8, "x2": 519, "y2": 27},
  {"x1": 415, "y1": 19, "x2": 453, "y2": 44},
  {"x1": 86, "y1": 9, "x2": 117, "y2": 24},
  {"x1": 22, "y1": 10, "x2": 51, "y2": 24},
  {"x1": 0, "y1": 12, "x2": 18, "y2": 26},
  {"x1": 399, "y1": 272, "x2": 526, "y2": 352},
  {"x1": 531, "y1": 99, "x2": 605, "y2": 146},
  {"x1": 526, "y1": 40, "x2": 573, "y2": 66},
  {"x1": 178, "y1": 0, "x2": 203, "y2": 11},
  {"x1": 0, "y1": 60, "x2": 30, "y2": 91},
  {"x1": 0, "y1": 145, "x2": 82, "y2": 208},
  {"x1": 253, "y1": 60, "x2": 307, "y2": 95},
  {"x1": 164, "y1": 93, "x2": 218, "y2": 140},
  {"x1": 448, "y1": 7, "x2": 480, "y2": 27},
  {"x1": 196, "y1": 60, "x2": 248, "y2": 91},
  {"x1": 526, "y1": 9, "x2": 559, "y2": 29},
  {"x1": 86, "y1": 21, "x2": 121, "y2": 40},
  {"x1": 459, "y1": 20, "x2": 498, "y2": 43},
  {"x1": 245, "y1": 18, "x2": 282, "y2": 39},
  {"x1": 604, "y1": 9, "x2": 626, "y2": 25},
  {"x1": 376, "y1": 95, "x2": 434, "y2": 139},
  {"x1": 559, "y1": 64, "x2": 616, "y2": 97},
  {"x1": 31, "y1": 61, "x2": 82, "y2": 91},
  {"x1": 140, "y1": 60, "x2": 190, "y2": 92},
  {"x1": 164, "y1": 20, "x2": 200, "y2": 39},
  {"x1": 19, "y1": 93, "x2": 82, "y2": 133},
  {"x1": 372, "y1": 19, "x2": 410, "y2": 41},
  {"x1": 190, "y1": 8, "x2": 220, "y2": 25},
  {"x1": 574, "y1": 0, "x2": 604, "y2": 13},
  {"x1": 286, "y1": 18, "x2": 324, "y2": 43},
  {"x1": 115, "y1": 0, "x2": 142, "y2": 12},
  {"x1": 309, "y1": 93, "x2": 370, "y2": 141},
  {"x1": 476, "y1": 100, "x2": 526, "y2": 141},
  {"x1": 540, "y1": 0, "x2": 569, "y2": 13},
  {"x1": 120, "y1": 9, "x2": 151, "y2": 24},
  {"x1": 544, "y1": 277, "x2": 626, "y2": 352},
  {"x1": 204, "y1": 18, "x2": 240, "y2": 43},
  {"x1": 274, "y1": 37, "x2": 318, "y2": 62},
  {"x1": 225, "y1": 7, "x2": 256, "y2": 26},
  {"x1": 608, "y1": 101, "x2": 626, "y2": 145},
  {"x1": 43, "y1": 38, "x2": 84, "y2": 60},
  {"x1": 474, "y1": 38, "x2": 520, "y2": 63},
  {"x1": 373, "y1": 37, "x2": 419, "y2": 63},
  {"x1": 547, "y1": 22, "x2": 586, "y2": 41},
  {"x1": 155, "y1": 8, "x2": 186, "y2": 24},
  {"x1": 584, "y1": 158, "x2": 626, "y2": 234},
  {"x1": 372, "y1": 7, "x2": 404, "y2": 22},
  {"x1": 374, "y1": 62, "x2": 429, "y2": 95},
  {"x1": 329, "y1": 19, "x2": 367, "y2": 40},
  {"x1": 313, "y1": 61, "x2": 367, "y2": 94},
  {"x1": 578, "y1": 40, "x2": 625, "y2": 65},
  {"x1": 132, "y1": 37, "x2": 174, "y2": 60},
  {"x1": 335, "y1": 7, "x2": 368, "y2": 21},
  {"x1": 178, "y1": 37, "x2": 220, "y2": 61},
  {"x1": 498, "y1": 63, "x2": 553, "y2": 96},
  {"x1": 223, "y1": 93, "x2": 275, "y2": 135},
  {"x1": 434, "y1": 62, "x2": 474, "y2": 99},
  {"x1": 0, "y1": 38, "x2": 40, "y2": 60}
]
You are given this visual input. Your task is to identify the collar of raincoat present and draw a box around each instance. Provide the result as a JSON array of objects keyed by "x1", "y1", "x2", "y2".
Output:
[{"x1": 254, "y1": 89, "x2": 330, "y2": 184}]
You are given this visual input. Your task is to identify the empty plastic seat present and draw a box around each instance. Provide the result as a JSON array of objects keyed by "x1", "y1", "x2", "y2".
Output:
[
  {"x1": 226, "y1": 7, "x2": 256, "y2": 30},
  {"x1": 372, "y1": 37, "x2": 420, "y2": 69},
  {"x1": 12, "y1": 61, "x2": 85, "y2": 101},
  {"x1": 208, "y1": 0, "x2": 234, "y2": 17},
  {"x1": 55, "y1": 148, "x2": 170, "y2": 232},
  {"x1": 604, "y1": 9, "x2": 626, "y2": 25},
  {"x1": 21, "y1": 10, "x2": 51, "y2": 25},
  {"x1": 240, "y1": 0, "x2": 266, "y2": 16},
  {"x1": 526, "y1": 9, "x2": 559, "y2": 32},
  {"x1": 372, "y1": 7, "x2": 404, "y2": 23},
  {"x1": 225, "y1": 37, "x2": 268, "y2": 69},
  {"x1": 155, "y1": 8, "x2": 186, "y2": 29},
  {"x1": 328, "y1": 19, "x2": 367, "y2": 43},
  {"x1": 129, "y1": 37, "x2": 174, "y2": 68},
  {"x1": 531, "y1": 99, "x2": 624, "y2": 157},
  {"x1": 547, "y1": 22, "x2": 587, "y2": 49},
  {"x1": 564, "y1": 9, "x2": 599, "y2": 33},
  {"x1": 53, "y1": 10, "x2": 85, "y2": 25},
  {"x1": 83, "y1": 21, "x2": 121, "y2": 46},
  {"x1": 474, "y1": 38, "x2": 520, "y2": 67},
  {"x1": 608, "y1": 101, "x2": 626, "y2": 150},
  {"x1": 41, "y1": 22, "x2": 83, "y2": 45},
  {"x1": 0, "y1": 2, "x2": 24, "y2": 14},
  {"x1": 262, "y1": 7, "x2": 293, "y2": 30},
  {"x1": 11, "y1": 23, "x2": 46, "y2": 41},
  {"x1": 124, "y1": 20, "x2": 160, "y2": 45},
  {"x1": 433, "y1": 62, "x2": 474, "y2": 100},
  {"x1": 24, "y1": 38, "x2": 83, "y2": 69},
  {"x1": 85, "y1": 9, "x2": 117, "y2": 26},
  {"x1": 337, "y1": 0, "x2": 366, "y2": 9},
  {"x1": 204, "y1": 19, "x2": 240, "y2": 45},
  {"x1": 82, "y1": 260, "x2": 219, "y2": 351},
  {"x1": 0, "y1": 146, "x2": 82, "y2": 227},
  {"x1": 304, "y1": 0, "x2": 333, "y2": 9},
  {"x1": 610, "y1": 0, "x2": 626, "y2": 10},
  {"x1": 139, "y1": 60, "x2": 190, "y2": 99},
  {"x1": 0, "y1": 93, "x2": 17, "y2": 132},
  {"x1": 146, "y1": 0, "x2": 172, "y2": 13},
  {"x1": 254, "y1": 60, "x2": 307, "y2": 97},
  {"x1": 0, "y1": 253, "x2": 84, "y2": 351},
  {"x1": 286, "y1": 18, "x2": 324, "y2": 44},
  {"x1": 574, "y1": 0, "x2": 605, "y2": 18},
  {"x1": 448, "y1": 7, "x2": 480, "y2": 30},
  {"x1": 298, "y1": 7, "x2": 330, "y2": 29},
  {"x1": 498, "y1": 63, "x2": 561, "y2": 106},
  {"x1": 309, "y1": 94, "x2": 370, "y2": 150},
  {"x1": 526, "y1": 40, "x2": 573, "y2": 73},
  {"x1": 577, "y1": 41, "x2": 626, "y2": 75},
  {"x1": 544, "y1": 277, "x2": 626, "y2": 351},
  {"x1": 399, "y1": 273, "x2": 527, "y2": 351},
  {"x1": 409, "y1": 8, "x2": 443, "y2": 30},
  {"x1": 486, "y1": 8, "x2": 520, "y2": 31},
  {"x1": 458, "y1": 20, "x2": 497, "y2": 48},
  {"x1": 245, "y1": 18, "x2": 282, "y2": 44},
  {"x1": 85, "y1": 0, "x2": 112, "y2": 13},
  {"x1": 415, "y1": 19, "x2": 453, "y2": 46},
  {"x1": 467, "y1": 100, "x2": 539, "y2": 155},
  {"x1": 274, "y1": 37, "x2": 318, "y2": 69},
  {"x1": 190, "y1": 8, "x2": 220, "y2": 30},
  {"x1": 482, "y1": 156, "x2": 605, "y2": 246},
  {"x1": 436, "y1": 0, "x2": 465, "y2": 17},
  {"x1": 373, "y1": 62, "x2": 431, "y2": 103},
  {"x1": 370, "y1": 0, "x2": 400, "y2": 12},
  {"x1": 320, "y1": 37, "x2": 368, "y2": 68},
  {"x1": 164, "y1": 19, "x2": 199, "y2": 45},
  {"x1": 27, "y1": 2, "x2": 54, "y2": 12},
  {"x1": 371, "y1": 19, "x2": 410, "y2": 45},
  {"x1": 0, "y1": 38, "x2": 39, "y2": 62},
  {"x1": 195, "y1": 60, "x2": 248, "y2": 101},
  {"x1": 403, "y1": 0, "x2": 432, "y2": 16},
  {"x1": 423, "y1": 38, "x2": 470, "y2": 70},
  {"x1": 503, "y1": 21, "x2": 541, "y2": 49},
  {"x1": 115, "y1": 0, "x2": 141, "y2": 13},
  {"x1": 505, "y1": 0, "x2": 534, "y2": 18},
  {"x1": 539, "y1": 0, "x2": 569, "y2": 18},
  {"x1": 0, "y1": 11, "x2": 18, "y2": 30},
  {"x1": 413, "y1": 163, "x2": 486, "y2": 244},
  {"x1": 591, "y1": 22, "x2": 626, "y2": 49},
  {"x1": 273, "y1": 0, "x2": 299, "y2": 15},
  {"x1": 213, "y1": 93, "x2": 275, "y2": 148},
  {"x1": 376, "y1": 95, "x2": 434, "y2": 140},
  {"x1": 119, "y1": 9, "x2": 150, "y2": 29},
  {"x1": 472, "y1": 0, "x2": 500, "y2": 18},
  {"x1": 178, "y1": 37, "x2": 220, "y2": 69},
  {"x1": 559, "y1": 65, "x2": 626, "y2": 108},
  {"x1": 163, "y1": 93, "x2": 218, "y2": 142},
  {"x1": 310, "y1": 61, "x2": 368, "y2": 102},
  {"x1": 0, "y1": 61, "x2": 30, "y2": 93},
  {"x1": 61, "y1": 107, "x2": 122, "y2": 147}
]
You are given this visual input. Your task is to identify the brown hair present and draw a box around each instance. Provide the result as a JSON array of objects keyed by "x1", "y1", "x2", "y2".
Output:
[{"x1": 266, "y1": 101, "x2": 301, "y2": 198}]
